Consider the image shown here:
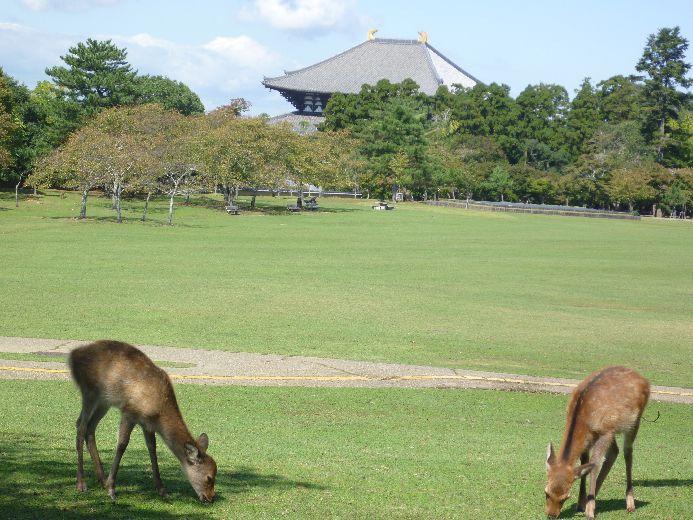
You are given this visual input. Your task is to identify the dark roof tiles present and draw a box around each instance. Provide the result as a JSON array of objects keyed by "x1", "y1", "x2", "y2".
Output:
[{"x1": 263, "y1": 38, "x2": 479, "y2": 96}]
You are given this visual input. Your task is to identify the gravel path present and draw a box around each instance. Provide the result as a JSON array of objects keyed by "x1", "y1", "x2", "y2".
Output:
[{"x1": 1, "y1": 336, "x2": 691, "y2": 404}]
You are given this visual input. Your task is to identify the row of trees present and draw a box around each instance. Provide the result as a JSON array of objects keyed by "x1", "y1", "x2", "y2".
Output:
[{"x1": 27, "y1": 103, "x2": 358, "y2": 224}]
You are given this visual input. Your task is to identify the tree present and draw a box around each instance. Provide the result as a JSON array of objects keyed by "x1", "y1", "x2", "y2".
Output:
[
  {"x1": 515, "y1": 84, "x2": 570, "y2": 170},
  {"x1": 46, "y1": 39, "x2": 139, "y2": 114},
  {"x1": 28, "y1": 127, "x2": 108, "y2": 218},
  {"x1": 136, "y1": 75, "x2": 205, "y2": 115},
  {"x1": 486, "y1": 165, "x2": 513, "y2": 202},
  {"x1": 200, "y1": 109, "x2": 277, "y2": 207},
  {"x1": 597, "y1": 75, "x2": 643, "y2": 124},
  {"x1": 665, "y1": 109, "x2": 693, "y2": 167},
  {"x1": 607, "y1": 168, "x2": 657, "y2": 212},
  {"x1": 357, "y1": 95, "x2": 430, "y2": 199},
  {"x1": 636, "y1": 26, "x2": 692, "y2": 161},
  {"x1": 564, "y1": 78, "x2": 601, "y2": 159}
]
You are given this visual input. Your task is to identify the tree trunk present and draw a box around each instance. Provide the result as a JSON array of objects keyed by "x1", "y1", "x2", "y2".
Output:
[
  {"x1": 251, "y1": 188, "x2": 257, "y2": 210},
  {"x1": 167, "y1": 194, "x2": 175, "y2": 225},
  {"x1": 142, "y1": 191, "x2": 151, "y2": 221},
  {"x1": 15, "y1": 176, "x2": 23, "y2": 207},
  {"x1": 80, "y1": 189, "x2": 88, "y2": 219},
  {"x1": 115, "y1": 184, "x2": 123, "y2": 223}
]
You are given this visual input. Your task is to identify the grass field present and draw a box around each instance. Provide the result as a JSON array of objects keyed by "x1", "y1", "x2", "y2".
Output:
[
  {"x1": 0, "y1": 380, "x2": 690, "y2": 520},
  {"x1": 1, "y1": 190, "x2": 692, "y2": 386}
]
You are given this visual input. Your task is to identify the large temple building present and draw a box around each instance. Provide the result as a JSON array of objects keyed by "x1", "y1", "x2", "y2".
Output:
[{"x1": 264, "y1": 31, "x2": 479, "y2": 126}]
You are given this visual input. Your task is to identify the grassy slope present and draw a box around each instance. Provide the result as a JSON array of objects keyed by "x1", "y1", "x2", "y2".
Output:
[
  {"x1": 0, "y1": 190, "x2": 691, "y2": 386},
  {"x1": 0, "y1": 380, "x2": 690, "y2": 520}
]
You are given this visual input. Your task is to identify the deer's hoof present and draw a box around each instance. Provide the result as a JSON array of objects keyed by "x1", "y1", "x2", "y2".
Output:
[{"x1": 108, "y1": 488, "x2": 117, "y2": 501}]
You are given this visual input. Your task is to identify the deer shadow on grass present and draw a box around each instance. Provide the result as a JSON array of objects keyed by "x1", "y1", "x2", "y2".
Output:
[
  {"x1": 219, "y1": 465, "x2": 325, "y2": 498},
  {"x1": 558, "y1": 498, "x2": 651, "y2": 518},
  {"x1": 0, "y1": 431, "x2": 213, "y2": 520},
  {"x1": 0, "y1": 431, "x2": 325, "y2": 518}
]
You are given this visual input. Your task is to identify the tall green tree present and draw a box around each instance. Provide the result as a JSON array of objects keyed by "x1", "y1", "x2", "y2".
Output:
[
  {"x1": 636, "y1": 26, "x2": 692, "y2": 161},
  {"x1": 515, "y1": 83, "x2": 570, "y2": 170},
  {"x1": 564, "y1": 78, "x2": 601, "y2": 159},
  {"x1": 46, "y1": 38, "x2": 139, "y2": 113}
]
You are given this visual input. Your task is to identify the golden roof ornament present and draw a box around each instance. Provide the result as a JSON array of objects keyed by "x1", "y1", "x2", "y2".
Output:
[
  {"x1": 367, "y1": 28, "x2": 377, "y2": 40},
  {"x1": 418, "y1": 31, "x2": 428, "y2": 43}
]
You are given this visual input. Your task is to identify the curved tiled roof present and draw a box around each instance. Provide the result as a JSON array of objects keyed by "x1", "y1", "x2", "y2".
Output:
[{"x1": 262, "y1": 38, "x2": 479, "y2": 96}]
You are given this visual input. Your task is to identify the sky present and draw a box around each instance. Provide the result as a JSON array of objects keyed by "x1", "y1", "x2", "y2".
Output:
[{"x1": 1, "y1": 0, "x2": 692, "y2": 116}]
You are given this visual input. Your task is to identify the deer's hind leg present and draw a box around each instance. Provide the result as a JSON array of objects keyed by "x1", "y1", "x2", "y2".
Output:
[
  {"x1": 75, "y1": 395, "x2": 102, "y2": 492},
  {"x1": 624, "y1": 420, "x2": 641, "y2": 513},
  {"x1": 85, "y1": 403, "x2": 110, "y2": 487}
]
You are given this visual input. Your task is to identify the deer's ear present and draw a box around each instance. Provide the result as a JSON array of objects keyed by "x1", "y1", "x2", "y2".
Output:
[
  {"x1": 197, "y1": 433, "x2": 209, "y2": 454},
  {"x1": 546, "y1": 443, "x2": 556, "y2": 470},
  {"x1": 575, "y1": 463, "x2": 595, "y2": 478},
  {"x1": 185, "y1": 442, "x2": 200, "y2": 463}
]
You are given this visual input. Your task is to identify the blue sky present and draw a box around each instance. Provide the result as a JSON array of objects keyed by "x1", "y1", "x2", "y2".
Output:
[{"x1": 1, "y1": 0, "x2": 692, "y2": 115}]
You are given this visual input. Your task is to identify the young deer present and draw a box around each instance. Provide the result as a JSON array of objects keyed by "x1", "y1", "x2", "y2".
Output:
[
  {"x1": 69, "y1": 340, "x2": 217, "y2": 502},
  {"x1": 545, "y1": 366, "x2": 649, "y2": 519}
]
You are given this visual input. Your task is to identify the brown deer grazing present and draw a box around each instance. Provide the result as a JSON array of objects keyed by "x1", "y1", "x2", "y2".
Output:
[
  {"x1": 545, "y1": 366, "x2": 649, "y2": 519},
  {"x1": 69, "y1": 340, "x2": 217, "y2": 502}
]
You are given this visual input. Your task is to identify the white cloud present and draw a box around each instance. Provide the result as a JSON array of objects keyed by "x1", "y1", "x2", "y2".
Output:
[
  {"x1": 203, "y1": 36, "x2": 278, "y2": 70},
  {"x1": 240, "y1": 0, "x2": 365, "y2": 32},
  {"x1": 116, "y1": 32, "x2": 278, "y2": 109},
  {"x1": 21, "y1": 0, "x2": 120, "y2": 11}
]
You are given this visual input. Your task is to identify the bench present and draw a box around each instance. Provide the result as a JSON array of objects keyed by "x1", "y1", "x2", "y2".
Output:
[
  {"x1": 304, "y1": 201, "x2": 319, "y2": 211},
  {"x1": 225, "y1": 204, "x2": 240, "y2": 215},
  {"x1": 286, "y1": 204, "x2": 301, "y2": 212},
  {"x1": 372, "y1": 202, "x2": 395, "y2": 210}
]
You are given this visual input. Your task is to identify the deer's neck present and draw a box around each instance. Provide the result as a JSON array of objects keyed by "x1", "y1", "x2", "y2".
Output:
[
  {"x1": 560, "y1": 398, "x2": 594, "y2": 464},
  {"x1": 157, "y1": 404, "x2": 195, "y2": 462}
]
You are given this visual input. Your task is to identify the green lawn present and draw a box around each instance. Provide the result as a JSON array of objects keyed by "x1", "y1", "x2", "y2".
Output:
[
  {"x1": 0, "y1": 190, "x2": 691, "y2": 386},
  {"x1": 0, "y1": 380, "x2": 690, "y2": 520}
]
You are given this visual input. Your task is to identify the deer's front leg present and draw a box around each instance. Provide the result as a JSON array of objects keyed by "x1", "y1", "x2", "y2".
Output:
[
  {"x1": 585, "y1": 435, "x2": 614, "y2": 520},
  {"x1": 577, "y1": 451, "x2": 589, "y2": 511},
  {"x1": 143, "y1": 428, "x2": 167, "y2": 497}
]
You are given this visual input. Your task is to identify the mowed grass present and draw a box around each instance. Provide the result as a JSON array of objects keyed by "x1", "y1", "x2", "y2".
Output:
[
  {"x1": 0, "y1": 380, "x2": 690, "y2": 520},
  {"x1": 0, "y1": 190, "x2": 692, "y2": 386}
]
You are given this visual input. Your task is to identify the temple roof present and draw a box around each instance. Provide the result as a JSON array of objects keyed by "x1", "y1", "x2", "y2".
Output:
[{"x1": 262, "y1": 38, "x2": 480, "y2": 96}]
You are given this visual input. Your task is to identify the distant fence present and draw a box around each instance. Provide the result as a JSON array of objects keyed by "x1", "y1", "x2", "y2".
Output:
[
  {"x1": 238, "y1": 189, "x2": 362, "y2": 199},
  {"x1": 426, "y1": 200, "x2": 641, "y2": 220}
]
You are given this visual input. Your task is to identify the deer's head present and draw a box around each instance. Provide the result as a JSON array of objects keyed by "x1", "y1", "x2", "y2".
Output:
[
  {"x1": 544, "y1": 443, "x2": 593, "y2": 519},
  {"x1": 183, "y1": 433, "x2": 217, "y2": 503}
]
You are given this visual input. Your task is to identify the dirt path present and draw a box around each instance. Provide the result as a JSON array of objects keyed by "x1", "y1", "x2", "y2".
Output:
[{"x1": 1, "y1": 336, "x2": 691, "y2": 404}]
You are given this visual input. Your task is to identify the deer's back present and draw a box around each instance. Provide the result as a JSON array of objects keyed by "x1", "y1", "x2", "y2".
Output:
[
  {"x1": 567, "y1": 366, "x2": 650, "y2": 435},
  {"x1": 69, "y1": 340, "x2": 176, "y2": 419}
]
